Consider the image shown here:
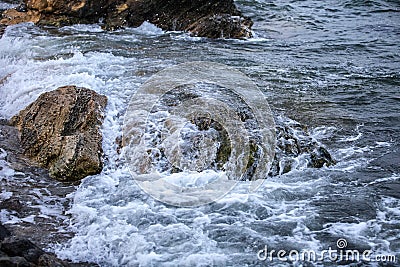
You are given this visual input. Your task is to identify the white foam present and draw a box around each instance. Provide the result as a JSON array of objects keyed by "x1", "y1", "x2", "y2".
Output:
[
  {"x1": 0, "y1": 3, "x2": 16, "y2": 9},
  {"x1": 161, "y1": 170, "x2": 224, "y2": 188},
  {"x1": 60, "y1": 24, "x2": 104, "y2": 33},
  {"x1": 0, "y1": 149, "x2": 15, "y2": 178},
  {"x1": 374, "y1": 141, "x2": 391, "y2": 148},
  {"x1": 338, "y1": 132, "x2": 363, "y2": 142},
  {"x1": 0, "y1": 209, "x2": 21, "y2": 224},
  {"x1": 133, "y1": 21, "x2": 165, "y2": 36},
  {"x1": 21, "y1": 215, "x2": 36, "y2": 223},
  {"x1": 0, "y1": 191, "x2": 12, "y2": 200},
  {"x1": 368, "y1": 174, "x2": 400, "y2": 185}
]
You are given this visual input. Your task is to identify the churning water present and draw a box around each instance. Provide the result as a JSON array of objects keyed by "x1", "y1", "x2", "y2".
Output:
[{"x1": 0, "y1": 0, "x2": 399, "y2": 266}]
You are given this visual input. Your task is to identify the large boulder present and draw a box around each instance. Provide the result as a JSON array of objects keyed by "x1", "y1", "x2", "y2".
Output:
[
  {"x1": 10, "y1": 86, "x2": 107, "y2": 182},
  {"x1": 0, "y1": 0, "x2": 252, "y2": 38}
]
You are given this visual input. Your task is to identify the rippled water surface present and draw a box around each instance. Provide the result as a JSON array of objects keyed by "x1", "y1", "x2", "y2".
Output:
[{"x1": 0, "y1": 0, "x2": 399, "y2": 266}]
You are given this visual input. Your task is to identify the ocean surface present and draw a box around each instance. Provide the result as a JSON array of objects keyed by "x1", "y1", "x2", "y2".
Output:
[{"x1": 0, "y1": 0, "x2": 399, "y2": 266}]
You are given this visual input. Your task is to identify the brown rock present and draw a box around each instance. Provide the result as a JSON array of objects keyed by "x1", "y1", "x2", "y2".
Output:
[
  {"x1": 26, "y1": 0, "x2": 48, "y2": 12},
  {"x1": 0, "y1": 9, "x2": 41, "y2": 25},
  {"x1": 105, "y1": 0, "x2": 253, "y2": 38},
  {"x1": 186, "y1": 14, "x2": 253, "y2": 39},
  {"x1": 11, "y1": 86, "x2": 107, "y2": 182},
  {"x1": 1, "y1": 0, "x2": 252, "y2": 38}
]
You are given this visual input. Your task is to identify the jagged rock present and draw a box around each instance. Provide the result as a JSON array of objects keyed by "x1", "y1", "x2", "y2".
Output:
[
  {"x1": 1, "y1": 0, "x2": 252, "y2": 38},
  {"x1": 186, "y1": 14, "x2": 252, "y2": 39},
  {"x1": 38, "y1": 253, "x2": 67, "y2": 267},
  {"x1": 0, "y1": 24, "x2": 6, "y2": 38},
  {"x1": 0, "y1": 256, "x2": 31, "y2": 267},
  {"x1": 0, "y1": 223, "x2": 69, "y2": 266},
  {"x1": 11, "y1": 86, "x2": 107, "y2": 182},
  {"x1": 106, "y1": 0, "x2": 253, "y2": 38},
  {"x1": 0, "y1": 223, "x2": 11, "y2": 242},
  {"x1": 1, "y1": 237, "x2": 44, "y2": 264},
  {"x1": 0, "y1": 198, "x2": 24, "y2": 213},
  {"x1": 269, "y1": 118, "x2": 336, "y2": 176}
]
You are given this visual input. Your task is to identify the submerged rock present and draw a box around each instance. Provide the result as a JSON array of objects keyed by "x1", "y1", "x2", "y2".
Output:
[
  {"x1": 0, "y1": 0, "x2": 252, "y2": 38},
  {"x1": 179, "y1": 115, "x2": 337, "y2": 178},
  {"x1": 121, "y1": 79, "x2": 334, "y2": 180},
  {"x1": 121, "y1": 113, "x2": 336, "y2": 179},
  {"x1": 269, "y1": 117, "x2": 336, "y2": 176},
  {"x1": 11, "y1": 85, "x2": 107, "y2": 182}
]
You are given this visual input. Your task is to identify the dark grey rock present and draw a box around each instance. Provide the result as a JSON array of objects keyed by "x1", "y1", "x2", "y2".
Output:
[
  {"x1": 0, "y1": 256, "x2": 31, "y2": 267},
  {"x1": 0, "y1": 223, "x2": 11, "y2": 241},
  {"x1": 0, "y1": 199, "x2": 24, "y2": 213},
  {"x1": 1, "y1": 237, "x2": 44, "y2": 264}
]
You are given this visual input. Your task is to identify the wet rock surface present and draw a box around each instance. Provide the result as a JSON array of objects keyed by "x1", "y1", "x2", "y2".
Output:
[
  {"x1": 0, "y1": 223, "x2": 11, "y2": 241},
  {"x1": 183, "y1": 115, "x2": 337, "y2": 177},
  {"x1": 269, "y1": 116, "x2": 336, "y2": 176},
  {"x1": 105, "y1": 0, "x2": 253, "y2": 38},
  {"x1": 0, "y1": 0, "x2": 252, "y2": 38},
  {"x1": 0, "y1": 23, "x2": 5, "y2": 37},
  {"x1": 11, "y1": 86, "x2": 107, "y2": 182},
  {"x1": 0, "y1": 222, "x2": 98, "y2": 266},
  {"x1": 0, "y1": 223, "x2": 68, "y2": 266},
  {"x1": 0, "y1": 122, "x2": 97, "y2": 266}
]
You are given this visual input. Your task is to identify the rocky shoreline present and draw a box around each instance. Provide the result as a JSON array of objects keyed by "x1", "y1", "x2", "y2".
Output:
[
  {"x1": 0, "y1": 0, "x2": 252, "y2": 39},
  {"x1": 1, "y1": 222, "x2": 94, "y2": 266},
  {"x1": 0, "y1": 120, "x2": 96, "y2": 266}
]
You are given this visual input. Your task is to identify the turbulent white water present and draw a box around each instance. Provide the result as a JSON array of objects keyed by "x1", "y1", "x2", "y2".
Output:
[{"x1": 1, "y1": 0, "x2": 399, "y2": 265}]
